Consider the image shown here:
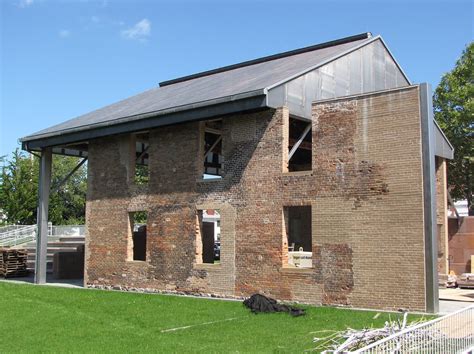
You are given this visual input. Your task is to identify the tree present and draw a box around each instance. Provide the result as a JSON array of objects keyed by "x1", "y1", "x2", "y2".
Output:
[
  {"x1": 0, "y1": 150, "x2": 39, "y2": 224},
  {"x1": 434, "y1": 42, "x2": 474, "y2": 215},
  {"x1": 0, "y1": 149, "x2": 87, "y2": 225}
]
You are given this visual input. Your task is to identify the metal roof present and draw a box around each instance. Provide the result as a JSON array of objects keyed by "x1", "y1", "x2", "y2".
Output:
[{"x1": 21, "y1": 33, "x2": 373, "y2": 148}]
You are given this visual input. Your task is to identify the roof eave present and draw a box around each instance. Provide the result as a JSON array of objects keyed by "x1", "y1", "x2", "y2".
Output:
[
  {"x1": 22, "y1": 90, "x2": 268, "y2": 150},
  {"x1": 433, "y1": 119, "x2": 454, "y2": 159}
]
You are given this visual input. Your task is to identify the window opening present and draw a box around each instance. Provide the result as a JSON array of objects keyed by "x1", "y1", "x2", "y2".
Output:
[
  {"x1": 283, "y1": 206, "x2": 312, "y2": 268},
  {"x1": 134, "y1": 132, "x2": 149, "y2": 184},
  {"x1": 203, "y1": 120, "x2": 223, "y2": 179},
  {"x1": 196, "y1": 209, "x2": 221, "y2": 264},
  {"x1": 288, "y1": 117, "x2": 312, "y2": 172},
  {"x1": 129, "y1": 211, "x2": 147, "y2": 261}
]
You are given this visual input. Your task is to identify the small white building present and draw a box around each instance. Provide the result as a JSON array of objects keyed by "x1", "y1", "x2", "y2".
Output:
[{"x1": 202, "y1": 209, "x2": 220, "y2": 242}]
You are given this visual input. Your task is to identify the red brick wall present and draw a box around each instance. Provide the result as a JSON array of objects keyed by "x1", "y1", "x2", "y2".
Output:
[
  {"x1": 85, "y1": 85, "x2": 428, "y2": 311},
  {"x1": 448, "y1": 217, "x2": 474, "y2": 274}
]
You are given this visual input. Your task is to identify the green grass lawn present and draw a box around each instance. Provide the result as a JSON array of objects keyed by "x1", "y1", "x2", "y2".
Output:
[{"x1": 0, "y1": 282, "x2": 427, "y2": 353}]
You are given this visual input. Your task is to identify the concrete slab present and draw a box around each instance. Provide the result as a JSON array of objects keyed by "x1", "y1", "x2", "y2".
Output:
[
  {"x1": 0, "y1": 273, "x2": 83, "y2": 288},
  {"x1": 439, "y1": 287, "x2": 474, "y2": 302},
  {"x1": 439, "y1": 300, "x2": 473, "y2": 315}
]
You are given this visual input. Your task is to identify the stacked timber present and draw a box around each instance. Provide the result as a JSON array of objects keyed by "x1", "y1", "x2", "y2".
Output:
[{"x1": 0, "y1": 249, "x2": 28, "y2": 278}]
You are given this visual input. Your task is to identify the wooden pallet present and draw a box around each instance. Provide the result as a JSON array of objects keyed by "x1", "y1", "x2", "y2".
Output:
[{"x1": 0, "y1": 249, "x2": 29, "y2": 278}]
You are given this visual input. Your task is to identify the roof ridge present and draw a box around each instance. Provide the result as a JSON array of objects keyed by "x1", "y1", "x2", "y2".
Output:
[{"x1": 159, "y1": 32, "x2": 371, "y2": 87}]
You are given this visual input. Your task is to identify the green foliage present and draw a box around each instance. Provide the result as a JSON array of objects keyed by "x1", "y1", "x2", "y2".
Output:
[
  {"x1": 434, "y1": 42, "x2": 474, "y2": 214},
  {"x1": 132, "y1": 210, "x2": 147, "y2": 225},
  {"x1": 0, "y1": 149, "x2": 87, "y2": 225},
  {"x1": 49, "y1": 154, "x2": 88, "y2": 225},
  {"x1": 0, "y1": 150, "x2": 38, "y2": 224},
  {"x1": 134, "y1": 164, "x2": 149, "y2": 185}
]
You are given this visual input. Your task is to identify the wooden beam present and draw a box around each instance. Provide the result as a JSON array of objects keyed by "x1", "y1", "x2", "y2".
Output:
[{"x1": 204, "y1": 127, "x2": 222, "y2": 135}]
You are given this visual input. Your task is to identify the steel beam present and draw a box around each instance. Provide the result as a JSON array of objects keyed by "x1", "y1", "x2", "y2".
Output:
[
  {"x1": 35, "y1": 148, "x2": 52, "y2": 284},
  {"x1": 447, "y1": 189, "x2": 460, "y2": 219},
  {"x1": 288, "y1": 123, "x2": 311, "y2": 161},
  {"x1": 135, "y1": 145, "x2": 149, "y2": 163},
  {"x1": 204, "y1": 136, "x2": 222, "y2": 160},
  {"x1": 419, "y1": 83, "x2": 439, "y2": 313},
  {"x1": 51, "y1": 157, "x2": 87, "y2": 194}
]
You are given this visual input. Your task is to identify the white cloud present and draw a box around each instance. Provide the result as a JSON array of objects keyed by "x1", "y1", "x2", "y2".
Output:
[
  {"x1": 59, "y1": 29, "x2": 71, "y2": 38},
  {"x1": 121, "y1": 19, "x2": 151, "y2": 42},
  {"x1": 18, "y1": 0, "x2": 34, "y2": 8}
]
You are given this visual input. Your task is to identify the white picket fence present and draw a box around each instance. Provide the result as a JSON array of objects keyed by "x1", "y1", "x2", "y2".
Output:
[{"x1": 352, "y1": 305, "x2": 474, "y2": 353}]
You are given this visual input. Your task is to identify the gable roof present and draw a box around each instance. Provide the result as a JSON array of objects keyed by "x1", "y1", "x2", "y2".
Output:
[{"x1": 22, "y1": 33, "x2": 375, "y2": 149}]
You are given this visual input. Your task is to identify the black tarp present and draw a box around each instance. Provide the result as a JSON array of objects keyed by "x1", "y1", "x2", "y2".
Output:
[{"x1": 243, "y1": 294, "x2": 305, "y2": 317}]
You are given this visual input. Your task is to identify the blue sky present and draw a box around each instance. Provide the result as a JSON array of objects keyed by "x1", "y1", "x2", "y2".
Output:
[{"x1": 0, "y1": 0, "x2": 472, "y2": 158}]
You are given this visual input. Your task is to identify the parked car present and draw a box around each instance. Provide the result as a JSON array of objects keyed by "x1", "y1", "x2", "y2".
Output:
[{"x1": 458, "y1": 273, "x2": 474, "y2": 289}]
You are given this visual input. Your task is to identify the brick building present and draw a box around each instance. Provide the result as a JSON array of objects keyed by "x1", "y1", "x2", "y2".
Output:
[{"x1": 21, "y1": 33, "x2": 453, "y2": 313}]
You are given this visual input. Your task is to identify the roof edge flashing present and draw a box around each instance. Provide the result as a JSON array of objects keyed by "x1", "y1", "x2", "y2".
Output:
[
  {"x1": 376, "y1": 36, "x2": 411, "y2": 85},
  {"x1": 22, "y1": 93, "x2": 268, "y2": 150},
  {"x1": 21, "y1": 88, "x2": 266, "y2": 143},
  {"x1": 159, "y1": 33, "x2": 371, "y2": 87},
  {"x1": 433, "y1": 119, "x2": 454, "y2": 151},
  {"x1": 311, "y1": 84, "x2": 419, "y2": 105}
]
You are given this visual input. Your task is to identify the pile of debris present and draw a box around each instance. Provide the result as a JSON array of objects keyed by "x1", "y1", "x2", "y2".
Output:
[
  {"x1": 313, "y1": 312, "x2": 432, "y2": 353},
  {"x1": 243, "y1": 294, "x2": 306, "y2": 317},
  {"x1": 0, "y1": 249, "x2": 28, "y2": 278}
]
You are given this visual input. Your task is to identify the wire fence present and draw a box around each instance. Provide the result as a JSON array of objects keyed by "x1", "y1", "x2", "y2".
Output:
[{"x1": 352, "y1": 305, "x2": 474, "y2": 354}]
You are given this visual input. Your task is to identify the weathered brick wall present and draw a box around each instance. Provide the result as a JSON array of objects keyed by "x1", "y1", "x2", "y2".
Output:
[
  {"x1": 85, "y1": 85, "x2": 428, "y2": 311},
  {"x1": 435, "y1": 157, "x2": 449, "y2": 274},
  {"x1": 311, "y1": 87, "x2": 426, "y2": 311}
]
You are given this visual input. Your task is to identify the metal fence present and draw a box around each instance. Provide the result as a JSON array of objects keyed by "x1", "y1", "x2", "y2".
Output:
[
  {"x1": 0, "y1": 224, "x2": 85, "y2": 247},
  {"x1": 0, "y1": 225, "x2": 37, "y2": 247},
  {"x1": 50, "y1": 225, "x2": 85, "y2": 236},
  {"x1": 0, "y1": 225, "x2": 28, "y2": 234},
  {"x1": 352, "y1": 305, "x2": 474, "y2": 354}
]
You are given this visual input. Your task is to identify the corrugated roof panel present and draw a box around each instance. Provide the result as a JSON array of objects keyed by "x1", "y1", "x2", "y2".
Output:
[{"x1": 267, "y1": 38, "x2": 411, "y2": 118}]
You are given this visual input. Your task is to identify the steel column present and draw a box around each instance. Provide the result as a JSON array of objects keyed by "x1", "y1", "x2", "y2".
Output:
[
  {"x1": 35, "y1": 148, "x2": 52, "y2": 284},
  {"x1": 419, "y1": 83, "x2": 439, "y2": 313}
]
